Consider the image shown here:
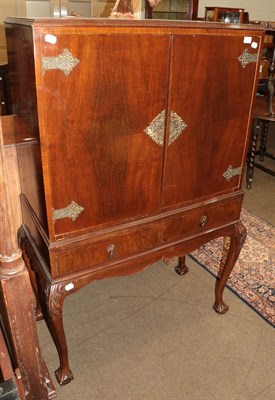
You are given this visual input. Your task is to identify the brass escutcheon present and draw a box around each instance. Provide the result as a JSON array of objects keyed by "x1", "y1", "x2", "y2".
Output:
[{"x1": 107, "y1": 244, "x2": 115, "y2": 258}]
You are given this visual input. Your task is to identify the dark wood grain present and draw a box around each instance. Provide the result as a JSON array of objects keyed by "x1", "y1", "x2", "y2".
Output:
[
  {"x1": 5, "y1": 18, "x2": 264, "y2": 386},
  {"x1": 162, "y1": 33, "x2": 259, "y2": 206},
  {"x1": 42, "y1": 34, "x2": 169, "y2": 235}
]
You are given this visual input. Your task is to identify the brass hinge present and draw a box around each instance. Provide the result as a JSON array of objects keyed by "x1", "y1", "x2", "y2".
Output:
[
  {"x1": 52, "y1": 201, "x2": 84, "y2": 221},
  {"x1": 42, "y1": 48, "x2": 80, "y2": 76},
  {"x1": 238, "y1": 49, "x2": 258, "y2": 68},
  {"x1": 223, "y1": 165, "x2": 242, "y2": 181}
]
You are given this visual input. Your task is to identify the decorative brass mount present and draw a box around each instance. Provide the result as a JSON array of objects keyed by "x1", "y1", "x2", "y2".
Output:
[
  {"x1": 144, "y1": 110, "x2": 187, "y2": 146},
  {"x1": 42, "y1": 48, "x2": 80, "y2": 76},
  {"x1": 223, "y1": 165, "x2": 242, "y2": 181},
  {"x1": 238, "y1": 49, "x2": 258, "y2": 68},
  {"x1": 169, "y1": 111, "x2": 187, "y2": 145},
  {"x1": 52, "y1": 201, "x2": 84, "y2": 221},
  {"x1": 144, "y1": 110, "x2": 166, "y2": 146}
]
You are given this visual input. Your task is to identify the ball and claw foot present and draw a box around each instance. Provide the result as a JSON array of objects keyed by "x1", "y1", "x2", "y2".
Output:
[
  {"x1": 175, "y1": 264, "x2": 189, "y2": 275},
  {"x1": 213, "y1": 301, "x2": 229, "y2": 314},
  {"x1": 175, "y1": 258, "x2": 189, "y2": 275},
  {"x1": 55, "y1": 366, "x2": 74, "y2": 386}
]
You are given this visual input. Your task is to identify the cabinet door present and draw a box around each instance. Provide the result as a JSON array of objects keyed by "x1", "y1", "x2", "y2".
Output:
[
  {"x1": 162, "y1": 33, "x2": 260, "y2": 207},
  {"x1": 39, "y1": 33, "x2": 170, "y2": 237}
]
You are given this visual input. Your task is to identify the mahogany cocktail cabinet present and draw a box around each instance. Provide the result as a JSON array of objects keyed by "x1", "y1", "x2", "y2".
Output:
[{"x1": 5, "y1": 17, "x2": 264, "y2": 385}]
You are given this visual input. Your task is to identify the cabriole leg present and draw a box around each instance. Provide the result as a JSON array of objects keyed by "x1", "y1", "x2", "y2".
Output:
[
  {"x1": 18, "y1": 227, "x2": 72, "y2": 386},
  {"x1": 213, "y1": 221, "x2": 246, "y2": 314},
  {"x1": 46, "y1": 283, "x2": 73, "y2": 386}
]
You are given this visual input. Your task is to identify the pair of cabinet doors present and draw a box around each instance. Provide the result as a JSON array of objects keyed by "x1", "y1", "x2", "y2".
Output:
[{"x1": 35, "y1": 30, "x2": 259, "y2": 238}]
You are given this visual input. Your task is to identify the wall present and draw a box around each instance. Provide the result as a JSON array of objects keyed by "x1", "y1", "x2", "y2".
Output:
[
  {"x1": 198, "y1": 0, "x2": 275, "y2": 21},
  {"x1": 0, "y1": 0, "x2": 274, "y2": 64},
  {"x1": 0, "y1": 1, "x2": 26, "y2": 63}
]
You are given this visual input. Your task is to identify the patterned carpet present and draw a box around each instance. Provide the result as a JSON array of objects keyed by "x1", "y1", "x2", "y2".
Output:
[{"x1": 191, "y1": 209, "x2": 275, "y2": 327}]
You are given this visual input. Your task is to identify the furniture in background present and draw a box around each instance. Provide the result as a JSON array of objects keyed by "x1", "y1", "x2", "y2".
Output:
[
  {"x1": 5, "y1": 17, "x2": 264, "y2": 386},
  {"x1": 250, "y1": 21, "x2": 275, "y2": 30},
  {"x1": 0, "y1": 65, "x2": 11, "y2": 115},
  {"x1": 1, "y1": 116, "x2": 22, "y2": 232},
  {"x1": 0, "y1": 117, "x2": 56, "y2": 399},
  {"x1": 145, "y1": 0, "x2": 198, "y2": 20},
  {"x1": 246, "y1": 97, "x2": 275, "y2": 188},
  {"x1": 246, "y1": 32, "x2": 275, "y2": 189},
  {"x1": 266, "y1": 40, "x2": 275, "y2": 115},
  {"x1": 204, "y1": 7, "x2": 245, "y2": 23}
]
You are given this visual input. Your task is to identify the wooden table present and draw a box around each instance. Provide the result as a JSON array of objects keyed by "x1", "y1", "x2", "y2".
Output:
[{"x1": 246, "y1": 96, "x2": 275, "y2": 188}]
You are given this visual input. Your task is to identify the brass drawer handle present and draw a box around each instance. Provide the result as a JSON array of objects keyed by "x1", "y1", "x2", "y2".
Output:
[
  {"x1": 107, "y1": 244, "x2": 115, "y2": 258},
  {"x1": 200, "y1": 215, "x2": 207, "y2": 228}
]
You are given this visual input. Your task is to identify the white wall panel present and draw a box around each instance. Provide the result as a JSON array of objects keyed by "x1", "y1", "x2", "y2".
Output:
[{"x1": 26, "y1": 1, "x2": 51, "y2": 17}]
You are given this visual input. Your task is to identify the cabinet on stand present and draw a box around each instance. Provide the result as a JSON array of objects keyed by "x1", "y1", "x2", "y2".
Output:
[{"x1": 4, "y1": 18, "x2": 264, "y2": 385}]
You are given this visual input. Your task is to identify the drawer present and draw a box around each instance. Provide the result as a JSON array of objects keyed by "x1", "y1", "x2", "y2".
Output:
[
  {"x1": 54, "y1": 222, "x2": 163, "y2": 276},
  {"x1": 163, "y1": 197, "x2": 242, "y2": 243}
]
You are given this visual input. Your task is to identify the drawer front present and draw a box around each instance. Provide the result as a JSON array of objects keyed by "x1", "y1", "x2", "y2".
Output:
[
  {"x1": 54, "y1": 223, "x2": 163, "y2": 276},
  {"x1": 163, "y1": 198, "x2": 242, "y2": 243}
]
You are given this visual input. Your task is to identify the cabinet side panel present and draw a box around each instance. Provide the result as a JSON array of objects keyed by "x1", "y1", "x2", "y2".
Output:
[{"x1": 5, "y1": 23, "x2": 48, "y2": 233}]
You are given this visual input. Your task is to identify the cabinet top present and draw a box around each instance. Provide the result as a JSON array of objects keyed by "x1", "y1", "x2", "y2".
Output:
[{"x1": 4, "y1": 17, "x2": 266, "y2": 33}]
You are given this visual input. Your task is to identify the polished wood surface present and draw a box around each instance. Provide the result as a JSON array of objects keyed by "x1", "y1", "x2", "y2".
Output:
[
  {"x1": 1, "y1": 116, "x2": 22, "y2": 233},
  {"x1": 162, "y1": 33, "x2": 257, "y2": 206},
  {"x1": 5, "y1": 18, "x2": 264, "y2": 386},
  {"x1": 5, "y1": 16, "x2": 267, "y2": 30}
]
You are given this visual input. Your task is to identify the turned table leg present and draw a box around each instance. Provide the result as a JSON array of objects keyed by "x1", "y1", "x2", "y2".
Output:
[
  {"x1": 259, "y1": 120, "x2": 269, "y2": 161},
  {"x1": 213, "y1": 221, "x2": 246, "y2": 314},
  {"x1": 246, "y1": 118, "x2": 260, "y2": 189},
  {"x1": 18, "y1": 227, "x2": 73, "y2": 386},
  {"x1": 46, "y1": 283, "x2": 73, "y2": 386}
]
